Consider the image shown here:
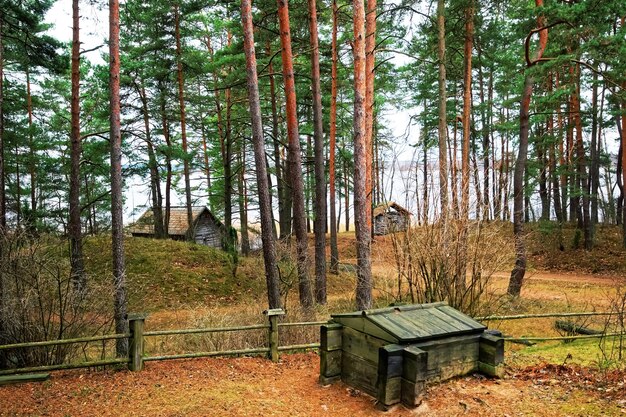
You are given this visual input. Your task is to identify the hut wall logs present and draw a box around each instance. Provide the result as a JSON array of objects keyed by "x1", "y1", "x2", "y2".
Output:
[{"x1": 319, "y1": 303, "x2": 505, "y2": 409}]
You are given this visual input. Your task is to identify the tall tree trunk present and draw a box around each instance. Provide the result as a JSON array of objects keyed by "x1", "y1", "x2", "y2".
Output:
[
  {"x1": 477, "y1": 53, "x2": 491, "y2": 220},
  {"x1": 266, "y1": 42, "x2": 290, "y2": 240},
  {"x1": 621, "y1": 79, "x2": 626, "y2": 246},
  {"x1": 590, "y1": 70, "x2": 599, "y2": 226},
  {"x1": 308, "y1": 0, "x2": 327, "y2": 304},
  {"x1": 200, "y1": 116, "x2": 211, "y2": 201},
  {"x1": 0, "y1": 17, "x2": 5, "y2": 230},
  {"x1": 70, "y1": 0, "x2": 86, "y2": 291},
  {"x1": 138, "y1": 82, "x2": 165, "y2": 238},
  {"x1": 26, "y1": 68, "x2": 36, "y2": 225},
  {"x1": 328, "y1": 0, "x2": 339, "y2": 274},
  {"x1": 15, "y1": 144, "x2": 20, "y2": 227},
  {"x1": 571, "y1": 64, "x2": 592, "y2": 249},
  {"x1": 547, "y1": 75, "x2": 564, "y2": 224},
  {"x1": 353, "y1": 0, "x2": 372, "y2": 310},
  {"x1": 457, "y1": 0, "x2": 474, "y2": 300},
  {"x1": 537, "y1": 134, "x2": 550, "y2": 221},
  {"x1": 461, "y1": 1, "x2": 473, "y2": 222},
  {"x1": 241, "y1": 0, "x2": 281, "y2": 308},
  {"x1": 0, "y1": 15, "x2": 4, "y2": 368},
  {"x1": 222, "y1": 31, "x2": 235, "y2": 251},
  {"x1": 109, "y1": 0, "x2": 129, "y2": 358},
  {"x1": 508, "y1": 0, "x2": 547, "y2": 297},
  {"x1": 277, "y1": 0, "x2": 313, "y2": 308},
  {"x1": 159, "y1": 92, "x2": 172, "y2": 237},
  {"x1": 344, "y1": 156, "x2": 349, "y2": 232},
  {"x1": 365, "y1": 0, "x2": 376, "y2": 237},
  {"x1": 437, "y1": 0, "x2": 449, "y2": 221},
  {"x1": 174, "y1": 4, "x2": 193, "y2": 231},
  {"x1": 238, "y1": 146, "x2": 250, "y2": 255}
]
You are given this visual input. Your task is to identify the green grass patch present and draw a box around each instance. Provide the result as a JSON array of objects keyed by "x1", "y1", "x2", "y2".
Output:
[
  {"x1": 83, "y1": 235, "x2": 265, "y2": 311},
  {"x1": 507, "y1": 336, "x2": 626, "y2": 370}
]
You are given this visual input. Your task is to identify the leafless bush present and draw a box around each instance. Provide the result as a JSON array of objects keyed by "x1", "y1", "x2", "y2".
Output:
[
  {"x1": 388, "y1": 217, "x2": 512, "y2": 316},
  {"x1": 597, "y1": 279, "x2": 626, "y2": 369},
  {"x1": 0, "y1": 232, "x2": 113, "y2": 369}
]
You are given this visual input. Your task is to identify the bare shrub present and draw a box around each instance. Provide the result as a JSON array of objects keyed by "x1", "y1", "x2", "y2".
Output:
[
  {"x1": 597, "y1": 278, "x2": 626, "y2": 369},
  {"x1": 0, "y1": 232, "x2": 113, "y2": 370},
  {"x1": 388, "y1": 218, "x2": 512, "y2": 316}
]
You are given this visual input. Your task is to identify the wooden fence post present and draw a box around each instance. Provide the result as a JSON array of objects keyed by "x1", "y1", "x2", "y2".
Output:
[
  {"x1": 264, "y1": 309, "x2": 284, "y2": 362},
  {"x1": 128, "y1": 313, "x2": 147, "y2": 371}
]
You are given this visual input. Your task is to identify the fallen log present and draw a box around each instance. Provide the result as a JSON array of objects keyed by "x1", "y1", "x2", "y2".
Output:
[{"x1": 555, "y1": 320, "x2": 603, "y2": 335}]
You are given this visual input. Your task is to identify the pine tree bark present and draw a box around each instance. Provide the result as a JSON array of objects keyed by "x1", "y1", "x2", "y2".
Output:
[
  {"x1": 174, "y1": 4, "x2": 193, "y2": 231},
  {"x1": 0, "y1": 15, "x2": 5, "y2": 369},
  {"x1": 223, "y1": 31, "x2": 235, "y2": 251},
  {"x1": 461, "y1": 1, "x2": 473, "y2": 221},
  {"x1": 266, "y1": 42, "x2": 290, "y2": 240},
  {"x1": 159, "y1": 91, "x2": 172, "y2": 237},
  {"x1": 508, "y1": 0, "x2": 547, "y2": 297},
  {"x1": 241, "y1": 0, "x2": 281, "y2": 307},
  {"x1": 138, "y1": 82, "x2": 165, "y2": 238},
  {"x1": 457, "y1": 0, "x2": 474, "y2": 299},
  {"x1": 238, "y1": 147, "x2": 250, "y2": 256},
  {"x1": 277, "y1": 0, "x2": 313, "y2": 308},
  {"x1": 308, "y1": 0, "x2": 327, "y2": 304},
  {"x1": 328, "y1": 0, "x2": 339, "y2": 274},
  {"x1": 110, "y1": 0, "x2": 129, "y2": 357},
  {"x1": 70, "y1": 0, "x2": 86, "y2": 291},
  {"x1": 477, "y1": 52, "x2": 491, "y2": 220},
  {"x1": 26, "y1": 69, "x2": 36, "y2": 223},
  {"x1": 571, "y1": 65, "x2": 592, "y2": 249},
  {"x1": 590, "y1": 71, "x2": 599, "y2": 226},
  {"x1": 621, "y1": 80, "x2": 626, "y2": 246},
  {"x1": 353, "y1": 0, "x2": 372, "y2": 310},
  {"x1": 437, "y1": 0, "x2": 449, "y2": 220},
  {"x1": 365, "y1": 0, "x2": 376, "y2": 237}
]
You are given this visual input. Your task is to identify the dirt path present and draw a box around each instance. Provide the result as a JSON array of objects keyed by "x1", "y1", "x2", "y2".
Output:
[{"x1": 1, "y1": 353, "x2": 622, "y2": 416}]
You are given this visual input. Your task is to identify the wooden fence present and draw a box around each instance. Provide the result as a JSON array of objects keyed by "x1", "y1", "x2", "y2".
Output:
[{"x1": 0, "y1": 310, "x2": 619, "y2": 376}]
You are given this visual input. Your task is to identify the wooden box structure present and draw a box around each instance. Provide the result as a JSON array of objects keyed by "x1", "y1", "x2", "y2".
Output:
[{"x1": 319, "y1": 302, "x2": 504, "y2": 409}]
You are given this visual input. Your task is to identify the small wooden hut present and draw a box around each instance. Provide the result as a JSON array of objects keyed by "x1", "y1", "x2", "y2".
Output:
[
  {"x1": 319, "y1": 303, "x2": 504, "y2": 410},
  {"x1": 130, "y1": 206, "x2": 227, "y2": 248},
  {"x1": 373, "y1": 202, "x2": 411, "y2": 235}
]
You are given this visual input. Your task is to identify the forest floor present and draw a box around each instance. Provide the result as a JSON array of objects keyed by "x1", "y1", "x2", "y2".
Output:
[
  {"x1": 2, "y1": 353, "x2": 625, "y2": 416},
  {"x1": 2, "y1": 225, "x2": 626, "y2": 416}
]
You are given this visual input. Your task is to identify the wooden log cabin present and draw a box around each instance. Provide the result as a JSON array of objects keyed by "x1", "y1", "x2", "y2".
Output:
[
  {"x1": 130, "y1": 206, "x2": 227, "y2": 249},
  {"x1": 319, "y1": 303, "x2": 504, "y2": 410},
  {"x1": 373, "y1": 202, "x2": 411, "y2": 235}
]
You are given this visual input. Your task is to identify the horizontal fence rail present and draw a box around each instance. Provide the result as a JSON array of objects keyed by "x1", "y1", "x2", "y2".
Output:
[
  {"x1": 144, "y1": 324, "x2": 269, "y2": 337},
  {"x1": 1, "y1": 310, "x2": 622, "y2": 377},
  {"x1": 0, "y1": 333, "x2": 131, "y2": 351},
  {"x1": 144, "y1": 347, "x2": 271, "y2": 362},
  {"x1": 0, "y1": 358, "x2": 129, "y2": 376},
  {"x1": 477, "y1": 312, "x2": 615, "y2": 321}
]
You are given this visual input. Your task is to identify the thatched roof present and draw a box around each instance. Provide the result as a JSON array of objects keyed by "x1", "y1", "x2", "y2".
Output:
[
  {"x1": 130, "y1": 206, "x2": 221, "y2": 236},
  {"x1": 373, "y1": 202, "x2": 412, "y2": 218}
]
